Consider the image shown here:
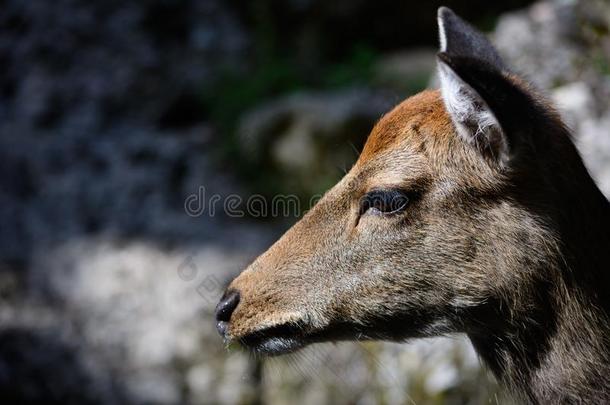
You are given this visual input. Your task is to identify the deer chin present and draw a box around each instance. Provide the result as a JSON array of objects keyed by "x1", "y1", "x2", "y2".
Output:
[
  {"x1": 236, "y1": 322, "x2": 309, "y2": 356},
  {"x1": 233, "y1": 319, "x2": 387, "y2": 356}
]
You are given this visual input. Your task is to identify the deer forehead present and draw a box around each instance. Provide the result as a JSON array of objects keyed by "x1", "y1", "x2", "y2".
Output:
[
  {"x1": 350, "y1": 89, "x2": 499, "y2": 195},
  {"x1": 358, "y1": 90, "x2": 454, "y2": 167},
  {"x1": 350, "y1": 90, "x2": 456, "y2": 183}
]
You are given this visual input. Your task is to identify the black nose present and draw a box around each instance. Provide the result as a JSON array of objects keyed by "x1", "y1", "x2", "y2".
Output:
[{"x1": 215, "y1": 290, "x2": 240, "y2": 337}]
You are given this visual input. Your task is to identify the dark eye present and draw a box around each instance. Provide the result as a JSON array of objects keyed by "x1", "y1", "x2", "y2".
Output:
[{"x1": 360, "y1": 189, "x2": 410, "y2": 215}]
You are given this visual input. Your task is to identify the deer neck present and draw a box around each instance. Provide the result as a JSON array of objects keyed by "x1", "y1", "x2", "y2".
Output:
[
  {"x1": 470, "y1": 167, "x2": 610, "y2": 403},
  {"x1": 469, "y1": 284, "x2": 610, "y2": 403}
]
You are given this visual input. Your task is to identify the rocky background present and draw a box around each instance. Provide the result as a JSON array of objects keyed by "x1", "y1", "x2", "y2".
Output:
[{"x1": 0, "y1": 0, "x2": 608, "y2": 404}]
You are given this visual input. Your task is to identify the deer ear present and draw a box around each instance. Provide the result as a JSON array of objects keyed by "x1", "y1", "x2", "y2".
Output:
[
  {"x1": 437, "y1": 7, "x2": 506, "y2": 70},
  {"x1": 437, "y1": 7, "x2": 510, "y2": 165}
]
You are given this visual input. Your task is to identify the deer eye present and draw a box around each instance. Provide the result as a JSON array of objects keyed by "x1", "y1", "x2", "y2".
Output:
[{"x1": 360, "y1": 189, "x2": 410, "y2": 215}]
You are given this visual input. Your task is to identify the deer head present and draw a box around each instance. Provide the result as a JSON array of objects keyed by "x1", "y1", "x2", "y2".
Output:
[{"x1": 215, "y1": 8, "x2": 610, "y2": 401}]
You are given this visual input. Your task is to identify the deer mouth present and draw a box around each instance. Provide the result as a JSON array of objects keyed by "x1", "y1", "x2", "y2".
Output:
[
  {"x1": 235, "y1": 320, "x2": 369, "y2": 355},
  {"x1": 237, "y1": 322, "x2": 309, "y2": 355}
]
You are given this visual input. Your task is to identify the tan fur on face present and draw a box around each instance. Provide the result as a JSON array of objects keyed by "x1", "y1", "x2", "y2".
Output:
[{"x1": 225, "y1": 89, "x2": 529, "y2": 340}]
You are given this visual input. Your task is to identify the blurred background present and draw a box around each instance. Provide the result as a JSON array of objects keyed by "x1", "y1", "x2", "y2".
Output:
[{"x1": 0, "y1": 0, "x2": 608, "y2": 404}]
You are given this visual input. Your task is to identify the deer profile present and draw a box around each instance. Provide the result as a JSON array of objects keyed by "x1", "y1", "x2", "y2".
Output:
[{"x1": 215, "y1": 7, "x2": 610, "y2": 403}]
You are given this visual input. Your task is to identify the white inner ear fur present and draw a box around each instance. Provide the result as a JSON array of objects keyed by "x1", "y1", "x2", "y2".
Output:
[
  {"x1": 438, "y1": 61, "x2": 509, "y2": 165},
  {"x1": 438, "y1": 13, "x2": 447, "y2": 52}
]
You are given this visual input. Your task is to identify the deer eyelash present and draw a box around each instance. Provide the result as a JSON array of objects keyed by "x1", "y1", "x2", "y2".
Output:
[{"x1": 360, "y1": 189, "x2": 411, "y2": 216}]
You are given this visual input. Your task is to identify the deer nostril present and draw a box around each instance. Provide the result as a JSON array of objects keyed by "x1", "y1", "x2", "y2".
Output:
[{"x1": 215, "y1": 290, "x2": 240, "y2": 323}]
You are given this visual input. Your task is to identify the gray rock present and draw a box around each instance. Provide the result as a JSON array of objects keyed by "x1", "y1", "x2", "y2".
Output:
[
  {"x1": 374, "y1": 48, "x2": 436, "y2": 93},
  {"x1": 27, "y1": 238, "x2": 266, "y2": 404},
  {"x1": 0, "y1": 0, "x2": 247, "y2": 131},
  {"x1": 238, "y1": 88, "x2": 395, "y2": 196},
  {"x1": 493, "y1": 0, "x2": 610, "y2": 197}
]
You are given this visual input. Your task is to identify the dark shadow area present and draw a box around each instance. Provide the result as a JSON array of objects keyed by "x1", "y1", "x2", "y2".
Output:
[{"x1": 0, "y1": 328, "x2": 126, "y2": 404}]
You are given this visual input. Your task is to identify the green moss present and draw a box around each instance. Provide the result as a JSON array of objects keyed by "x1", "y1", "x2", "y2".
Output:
[
  {"x1": 592, "y1": 53, "x2": 610, "y2": 76},
  {"x1": 322, "y1": 45, "x2": 378, "y2": 88}
]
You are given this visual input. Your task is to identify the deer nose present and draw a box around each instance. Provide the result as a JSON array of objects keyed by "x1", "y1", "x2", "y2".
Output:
[{"x1": 215, "y1": 290, "x2": 240, "y2": 337}]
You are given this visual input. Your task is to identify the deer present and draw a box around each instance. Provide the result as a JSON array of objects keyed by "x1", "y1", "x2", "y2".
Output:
[{"x1": 215, "y1": 7, "x2": 610, "y2": 404}]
